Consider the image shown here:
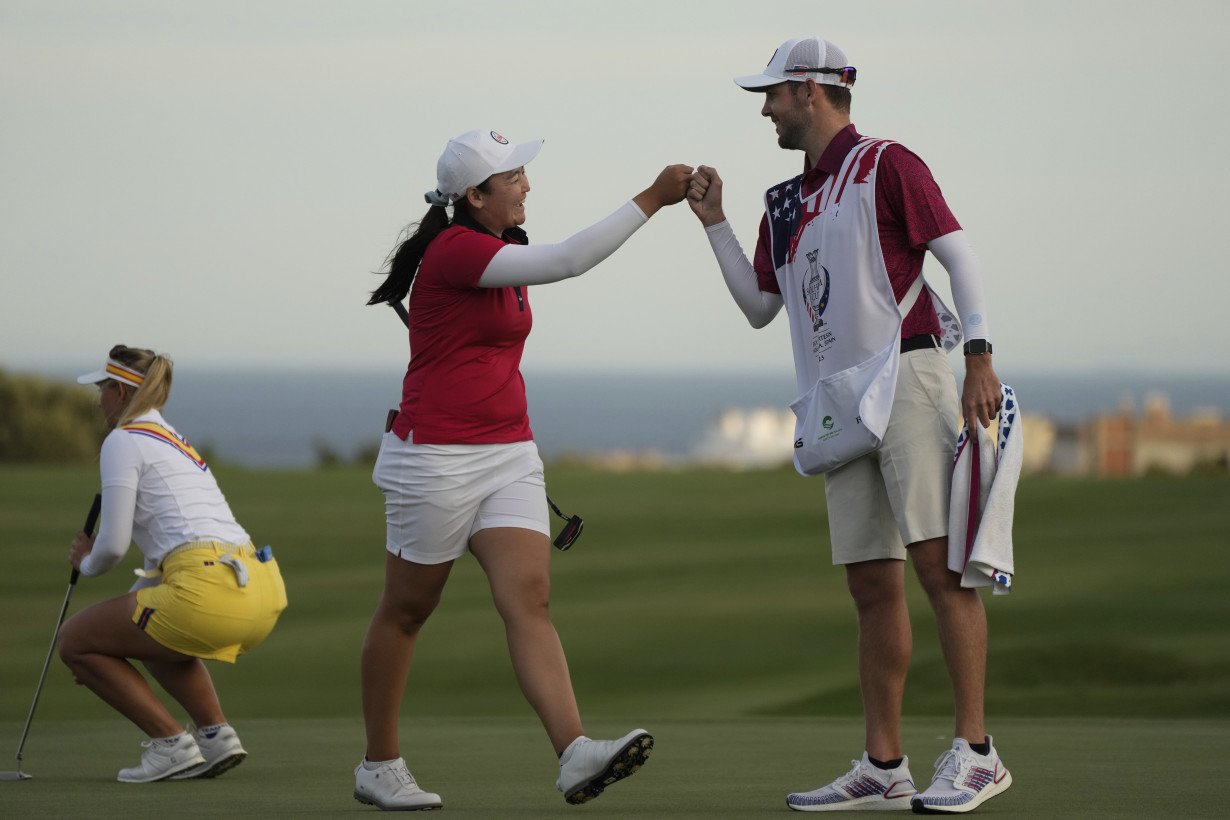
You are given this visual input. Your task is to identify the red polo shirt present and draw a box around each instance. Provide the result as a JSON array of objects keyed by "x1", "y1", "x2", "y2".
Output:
[
  {"x1": 391, "y1": 220, "x2": 534, "y2": 444},
  {"x1": 753, "y1": 124, "x2": 961, "y2": 339}
]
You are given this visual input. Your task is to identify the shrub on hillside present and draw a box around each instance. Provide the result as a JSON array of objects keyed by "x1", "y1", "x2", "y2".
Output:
[{"x1": 0, "y1": 368, "x2": 106, "y2": 462}]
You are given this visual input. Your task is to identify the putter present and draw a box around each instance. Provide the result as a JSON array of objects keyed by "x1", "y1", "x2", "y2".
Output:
[
  {"x1": 387, "y1": 300, "x2": 584, "y2": 550},
  {"x1": 1, "y1": 493, "x2": 102, "y2": 781}
]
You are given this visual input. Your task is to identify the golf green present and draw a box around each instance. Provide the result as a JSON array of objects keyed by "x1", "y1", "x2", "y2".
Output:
[{"x1": 2, "y1": 465, "x2": 1227, "y2": 816}]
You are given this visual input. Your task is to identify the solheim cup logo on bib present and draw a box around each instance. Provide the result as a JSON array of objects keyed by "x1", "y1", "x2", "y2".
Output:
[{"x1": 802, "y1": 249, "x2": 830, "y2": 332}]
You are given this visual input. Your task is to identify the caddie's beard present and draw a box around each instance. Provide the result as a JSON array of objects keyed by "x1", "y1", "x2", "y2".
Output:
[{"x1": 776, "y1": 117, "x2": 807, "y2": 151}]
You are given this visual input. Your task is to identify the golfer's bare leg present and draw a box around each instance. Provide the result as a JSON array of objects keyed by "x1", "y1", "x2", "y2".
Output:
[
  {"x1": 910, "y1": 536, "x2": 987, "y2": 744},
  {"x1": 58, "y1": 594, "x2": 194, "y2": 738},
  {"x1": 142, "y1": 659, "x2": 226, "y2": 729},
  {"x1": 361, "y1": 552, "x2": 453, "y2": 762},
  {"x1": 845, "y1": 558, "x2": 910, "y2": 761},
  {"x1": 470, "y1": 527, "x2": 584, "y2": 756}
]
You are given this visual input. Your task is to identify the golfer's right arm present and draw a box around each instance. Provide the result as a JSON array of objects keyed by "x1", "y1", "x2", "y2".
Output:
[
  {"x1": 688, "y1": 165, "x2": 783, "y2": 328},
  {"x1": 75, "y1": 434, "x2": 139, "y2": 577},
  {"x1": 478, "y1": 164, "x2": 692, "y2": 287}
]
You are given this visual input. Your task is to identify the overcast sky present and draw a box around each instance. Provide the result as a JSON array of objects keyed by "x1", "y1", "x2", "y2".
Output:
[{"x1": 3, "y1": 0, "x2": 1227, "y2": 379}]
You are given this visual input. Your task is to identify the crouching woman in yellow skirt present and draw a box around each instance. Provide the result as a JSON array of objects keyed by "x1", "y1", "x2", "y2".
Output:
[{"x1": 60, "y1": 345, "x2": 287, "y2": 783}]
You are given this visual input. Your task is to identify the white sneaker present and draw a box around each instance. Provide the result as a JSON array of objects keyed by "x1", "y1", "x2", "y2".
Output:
[
  {"x1": 354, "y1": 757, "x2": 442, "y2": 811},
  {"x1": 910, "y1": 737, "x2": 1011, "y2": 814},
  {"x1": 787, "y1": 752, "x2": 916, "y2": 811},
  {"x1": 116, "y1": 732, "x2": 206, "y2": 783},
  {"x1": 170, "y1": 724, "x2": 247, "y2": 780},
  {"x1": 556, "y1": 729, "x2": 653, "y2": 805}
]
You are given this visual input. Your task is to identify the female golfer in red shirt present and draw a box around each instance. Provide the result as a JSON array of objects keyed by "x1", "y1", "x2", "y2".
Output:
[{"x1": 353, "y1": 129, "x2": 690, "y2": 811}]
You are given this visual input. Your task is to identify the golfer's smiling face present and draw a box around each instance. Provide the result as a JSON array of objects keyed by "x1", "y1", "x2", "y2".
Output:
[{"x1": 470, "y1": 166, "x2": 530, "y2": 236}]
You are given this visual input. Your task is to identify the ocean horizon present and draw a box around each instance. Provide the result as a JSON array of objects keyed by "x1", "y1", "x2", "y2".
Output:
[{"x1": 17, "y1": 366, "x2": 1230, "y2": 469}]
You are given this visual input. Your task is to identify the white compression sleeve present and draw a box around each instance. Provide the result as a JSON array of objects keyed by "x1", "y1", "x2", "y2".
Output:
[
  {"x1": 705, "y1": 220, "x2": 783, "y2": 328},
  {"x1": 928, "y1": 230, "x2": 991, "y2": 341},
  {"x1": 79, "y1": 484, "x2": 137, "y2": 577},
  {"x1": 478, "y1": 201, "x2": 648, "y2": 287}
]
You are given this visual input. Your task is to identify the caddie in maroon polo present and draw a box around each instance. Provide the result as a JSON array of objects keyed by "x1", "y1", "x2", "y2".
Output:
[{"x1": 686, "y1": 35, "x2": 1012, "y2": 814}]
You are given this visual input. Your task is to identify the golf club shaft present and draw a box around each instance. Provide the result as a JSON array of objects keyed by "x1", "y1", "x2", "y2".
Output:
[
  {"x1": 13, "y1": 493, "x2": 102, "y2": 767},
  {"x1": 390, "y1": 300, "x2": 410, "y2": 329}
]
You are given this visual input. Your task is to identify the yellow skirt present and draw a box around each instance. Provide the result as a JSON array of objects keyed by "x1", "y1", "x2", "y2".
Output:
[{"x1": 133, "y1": 541, "x2": 288, "y2": 663}]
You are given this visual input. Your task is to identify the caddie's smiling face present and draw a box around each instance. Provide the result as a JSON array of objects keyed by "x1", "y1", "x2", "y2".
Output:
[
  {"x1": 469, "y1": 166, "x2": 531, "y2": 236},
  {"x1": 762, "y1": 81, "x2": 810, "y2": 151}
]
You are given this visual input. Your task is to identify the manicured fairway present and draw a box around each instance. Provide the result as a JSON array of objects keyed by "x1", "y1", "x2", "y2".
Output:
[
  {"x1": 1, "y1": 465, "x2": 1228, "y2": 816},
  {"x1": 2, "y1": 716, "x2": 1228, "y2": 817}
]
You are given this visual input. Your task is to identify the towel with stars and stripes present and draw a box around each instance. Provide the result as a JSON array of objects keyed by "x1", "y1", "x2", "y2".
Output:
[{"x1": 947, "y1": 383, "x2": 1022, "y2": 595}]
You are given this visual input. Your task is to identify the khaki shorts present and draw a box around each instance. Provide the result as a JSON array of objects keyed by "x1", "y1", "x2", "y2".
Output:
[
  {"x1": 824, "y1": 348, "x2": 961, "y2": 565},
  {"x1": 133, "y1": 541, "x2": 288, "y2": 663}
]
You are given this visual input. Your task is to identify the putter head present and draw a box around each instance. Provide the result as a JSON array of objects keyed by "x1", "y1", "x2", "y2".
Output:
[{"x1": 552, "y1": 515, "x2": 583, "y2": 551}]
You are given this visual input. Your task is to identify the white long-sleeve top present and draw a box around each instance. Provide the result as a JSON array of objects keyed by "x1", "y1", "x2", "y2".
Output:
[
  {"x1": 478, "y1": 200, "x2": 649, "y2": 286},
  {"x1": 81, "y1": 409, "x2": 248, "y2": 579}
]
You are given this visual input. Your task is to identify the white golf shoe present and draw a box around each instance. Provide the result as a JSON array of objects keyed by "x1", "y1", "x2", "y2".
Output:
[
  {"x1": 354, "y1": 757, "x2": 442, "y2": 811},
  {"x1": 556, "y1": 728, "x2": 654, "y2": 805},
  {"x1": 116, "y1": 732, "x2": 205, "y2": 783},
  {"x1": 170, "y1": 724, "x2": 247, "y2": 780}
]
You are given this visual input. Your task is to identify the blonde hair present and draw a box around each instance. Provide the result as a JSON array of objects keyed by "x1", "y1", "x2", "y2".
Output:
[{"x1": 108, "y1": 344, "x2": 173, "y2": 426}]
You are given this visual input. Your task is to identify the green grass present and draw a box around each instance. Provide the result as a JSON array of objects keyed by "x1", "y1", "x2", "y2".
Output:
[
  {"x1": 3, "y1": 717, "x2": 1228, "y2": 817},
  {"x1": 1, "y1": 465, "x2": 1228, "y2": 816}
]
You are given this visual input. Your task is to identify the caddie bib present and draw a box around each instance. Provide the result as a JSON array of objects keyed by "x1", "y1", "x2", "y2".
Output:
[{"x1": 766, "y1": 137, "x2": 958, "y2": 475}]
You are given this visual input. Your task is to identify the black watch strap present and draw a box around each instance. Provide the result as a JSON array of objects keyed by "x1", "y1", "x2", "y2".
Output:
[{"x1": 963, "y1": 339, "x2": 993, "y2": 355}]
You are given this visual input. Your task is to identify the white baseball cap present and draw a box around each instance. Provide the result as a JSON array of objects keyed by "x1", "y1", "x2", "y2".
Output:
[
  {"x1": 426, "y1": 129, "x2": 543, "y2": 205},
  {"x1": 734, "y1": 36, "x2": 856, "y2": 91}
]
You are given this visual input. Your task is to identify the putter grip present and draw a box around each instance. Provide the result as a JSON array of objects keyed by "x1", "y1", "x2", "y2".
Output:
[{"x1": 72, "y1": 493, "x2": 103, "y2": 586}]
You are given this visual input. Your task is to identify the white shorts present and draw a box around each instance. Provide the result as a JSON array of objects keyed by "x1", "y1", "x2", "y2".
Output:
[
  {"x1": 372, "y1": 434, "x2": 550, "y2": 565},
  {"x1": 823, "y1": 348, "x2": 961, "y2": 565}
]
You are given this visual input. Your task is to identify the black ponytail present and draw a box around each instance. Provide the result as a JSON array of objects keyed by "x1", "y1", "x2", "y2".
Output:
[{"x1": 367, "y1": 205, "x2": 452, "y2": 307}]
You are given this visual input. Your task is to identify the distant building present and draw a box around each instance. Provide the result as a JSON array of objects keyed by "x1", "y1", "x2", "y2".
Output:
[
  {"x1": 585, "y1": 392, "x2": 1229, "y2": 477},
  {"x1": 691, "y1": 406, "x2": 1058, "y2": 475},
  {"x1": 1084, "y1": 393, "x2": 1230, "y2": 476},
  {"x1": 691, "y1": 407, "x2": 796, "y2": 469}
]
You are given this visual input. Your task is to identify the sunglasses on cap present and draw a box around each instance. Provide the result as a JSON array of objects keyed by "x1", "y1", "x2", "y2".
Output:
[{"x1": 784, "y1": 65, "x2": 857, "y2": 86}]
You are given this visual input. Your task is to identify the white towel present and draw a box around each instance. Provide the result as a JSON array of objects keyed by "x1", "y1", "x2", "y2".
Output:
[{"x1": 947, "y1": 384, "x2": 1022, "y2": 595}]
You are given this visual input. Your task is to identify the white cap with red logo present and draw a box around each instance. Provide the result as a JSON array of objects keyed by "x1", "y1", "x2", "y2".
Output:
[{"x1": 425, "y1": 130, "x2": 543, "y2": 206}]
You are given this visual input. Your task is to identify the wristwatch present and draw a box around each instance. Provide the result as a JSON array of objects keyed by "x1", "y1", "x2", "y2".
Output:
[{"x1": 963, "y1": 339, "x2": 993, "y2": 355}]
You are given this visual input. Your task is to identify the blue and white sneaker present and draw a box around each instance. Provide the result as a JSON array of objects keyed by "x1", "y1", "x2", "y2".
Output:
[
  {"x1": 910, "y1": 737, "x2": 1011, "y2": 814},
  {"x1": 787, "y1": 752, "x2": 916, "y2": 811}
]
